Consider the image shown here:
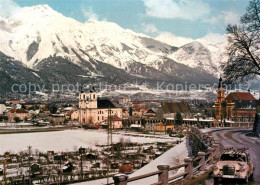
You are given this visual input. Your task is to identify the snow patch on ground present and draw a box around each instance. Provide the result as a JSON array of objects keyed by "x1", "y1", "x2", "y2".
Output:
[
  {"x1": 0, "y1": 129, "x2": 177, "y2": 154},
  {"x1": 76, "y1": 139, "x2": 191, "y2": 185}
]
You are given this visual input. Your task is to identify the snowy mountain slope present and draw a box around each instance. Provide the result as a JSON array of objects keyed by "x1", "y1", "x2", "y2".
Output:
[
  {"x1": 168, "y1": 41, "x2": 218, "y2": 72},
  {"x1": 155, "y1": 33, "x2": 227, "y2": 75},
  {"x1": 0, "y1": 5, "x2": 220, "y2": 93},
  {"x1": 155, "y1": 32, "x2": 193, "y2": 47}
]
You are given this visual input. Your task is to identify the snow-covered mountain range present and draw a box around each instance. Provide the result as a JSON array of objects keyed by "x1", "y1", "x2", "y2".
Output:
[{"x1": 0, "y1": 5, "x2": 227, "y2": 93}]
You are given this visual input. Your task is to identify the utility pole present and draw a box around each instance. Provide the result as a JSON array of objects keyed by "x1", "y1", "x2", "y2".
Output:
[
  {"x1": 3, "y1": 159, "x2": 7, "y2": 185},
  {"x1": 28, "y1": 145, "x2": 32, "y2": 185},
  {"x1": 107, "y1": 108, "x2": 113, "y2": 184},
  {"x1": 79, "y1": 147, "x2": 83, "y2": 179}
]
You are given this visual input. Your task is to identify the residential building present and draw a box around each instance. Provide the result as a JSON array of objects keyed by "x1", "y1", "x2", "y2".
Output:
[
  {"x1": 104, "y1": 115, "x2": 123, "y2": 129},
  {"x1": 118, "y1": 97, "x2": 131, "y2": 105},
  {"x1": 71, "y1": 110, "x2": 79, "y2": 121},
  {"x1": 132, "y1": 107, "x2": 149, "y2": 117},
  {"x1": 49, "y1": 114, "x2": 66, "y2": 125},
  {"x1": 7, "y1": 109, "x2": 29, "y2": 122},
  {"x1": 0, "y1": 102, "x2": 6, "y2": 115}
]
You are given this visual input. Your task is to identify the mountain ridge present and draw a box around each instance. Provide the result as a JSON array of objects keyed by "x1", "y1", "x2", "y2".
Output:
[{"x1": 0, "y1": 5, "x2": 223, "y2": 94}]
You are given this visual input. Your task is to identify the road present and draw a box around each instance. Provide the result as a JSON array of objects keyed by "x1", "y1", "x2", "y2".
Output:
[{"x1": 205, "y1": 128, "x2": 260, "y2": 185}]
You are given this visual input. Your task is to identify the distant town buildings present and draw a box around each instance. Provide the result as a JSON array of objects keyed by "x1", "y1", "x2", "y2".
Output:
[{"x1": 118, "y1": 97, "x2": 131, "y2": 105}]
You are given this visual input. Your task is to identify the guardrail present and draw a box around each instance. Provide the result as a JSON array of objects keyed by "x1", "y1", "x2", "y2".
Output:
[{"x1": 112, "y1": 126, "x2": 220, "y2": 185}]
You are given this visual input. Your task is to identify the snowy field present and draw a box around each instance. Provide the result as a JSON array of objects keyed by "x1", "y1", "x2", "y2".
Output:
[{"x1": 0, "y1": 129, "x2": 176, "y2": 154}]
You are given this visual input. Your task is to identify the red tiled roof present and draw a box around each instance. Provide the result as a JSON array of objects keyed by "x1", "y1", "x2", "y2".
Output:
[
  {"x1": 9, "y1": 109, "x2": 28, "y2": 113},
  {"x1": 40, "y1": 107, "x2": 49, "y2": 111},
  {"x1": 134, "y1": 107, "x2": 148, "y2": 112},
  {"x1": 105, "y1": 115, "x2": 122, "y2": 122},
  {"x1": 10, "y1": 109, "x2": 15, "y2": 113},
  {"x1": 161, "y1": 102, "x2": 190, "y2": 114},
  {"x1": 225, "y1": 92, "x2": 256, "y2": 101}
]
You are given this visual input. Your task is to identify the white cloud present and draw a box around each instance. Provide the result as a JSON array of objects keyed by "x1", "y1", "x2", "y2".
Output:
[
  {"x1": 82, "y1": 7, "x2": 99, "y2": 21},
  {"x1": 223, "y1": 11, "x2": 240, "y2": 25},
  {"x1": 197, "y1": 32, "x2": 227, "y2": 44},
  {"x1": 155, "y1": 32, "x2": 193, "y2": 47},
  {"x1": 205, "y1": 11, "x2": 240, "y2": 27},
  {"x1": 142, "y1": 0, "x2": 210, "y2": 21},
  {"x1": 0, "y1": 0, "x2": 21, "y2": 18},
  {"x1": 142, "y1": 23, "x2": 159, "y2": 33}
]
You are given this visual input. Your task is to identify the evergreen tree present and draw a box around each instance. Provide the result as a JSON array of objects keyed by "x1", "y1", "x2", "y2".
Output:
[
  {"x1": 14, "y1": 117, "x2": 20, "y2": 123},
  {"x1": 174, "y1": 112, "x2": 183, "y2": 126},
  {"x1": 129, "y1": 107, "x2": 133, "y2": 117},
  {"x1": 47, "y1": 104, "x2": 58, "y2": 114}
]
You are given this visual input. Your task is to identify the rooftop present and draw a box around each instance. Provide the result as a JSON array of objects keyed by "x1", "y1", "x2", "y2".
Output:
[
  {"x1": 161, "y1": 102, "x2": 190, "y2": 114},
  {"x1": 97, "y1": 99, "x2": 116, "y2": 109},
  {"x1": 226, "y1": 92, "x2": 256, "y2": 101}
]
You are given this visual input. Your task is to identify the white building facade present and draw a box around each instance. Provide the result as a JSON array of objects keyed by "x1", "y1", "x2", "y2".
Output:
[
  {"x1": 79, "y1": 90, "x2": 122, "y2": 126},
  {"x1": 0, "y1": 104, "x2": 6, "y2": 115}
]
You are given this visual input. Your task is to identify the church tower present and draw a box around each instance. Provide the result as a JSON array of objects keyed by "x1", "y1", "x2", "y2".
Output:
[
  {"x1": 214, "y1": 77, "x2": 225, "y2": 120},
  {"x1": 79, "y1": 87, "x2": 97, "y2": 109},
  {"x1": 214, "y1": 77, "x2": 235, "y2": 125},
  {"x1": 217, "y1": 77, "x2": 225, "y2": 104},
  {"x1": 79, "y1": 87, "x2": 97, "y2": 125}
]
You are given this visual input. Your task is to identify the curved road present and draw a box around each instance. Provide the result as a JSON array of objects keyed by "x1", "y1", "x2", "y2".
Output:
[{"x1": 207, "y1": 128, "x2": 260, "y2": 184}]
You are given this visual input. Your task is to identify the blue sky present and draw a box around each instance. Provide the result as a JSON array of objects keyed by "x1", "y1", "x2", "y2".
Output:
[{"x1": 3, "y1": 0, "x2": 250, "y2": 39}]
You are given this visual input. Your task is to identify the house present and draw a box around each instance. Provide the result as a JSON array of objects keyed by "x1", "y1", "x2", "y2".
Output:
[
  {"x1": 118, "y1": 97, "x2": 131, "y2": 105},
  {"x1": 161, "y1": 102, "x2": 191, "y2": 118},
  {"x1": 155, "y1": 123, "x2": 174, "y2": 132},
  {"x1": 0, "y1": 102, "x2": 6, "y2": 115},
  {"x1": 49, "y1": 114, "x2": 66, "y2": 125},
  {"x1": 132, "y1": 107, "x2": 149, "y2": 117},
  {"x1": 104, "y1": 115, "x2": 123, "y2": 129},
  {"x1": 23, "y1": 102, "x2": 47, "y2": 110},
  {"x1": 226, "y1": 92, "x2": 257, "y2": 122},
  {"x1": 15, "y1": 104, "x2": 22, "y2": 109},
  {"x1": 131, "y1": 101, "x2": 144, "y2": 108},
  {"x1": 214, "y1": 77, "x2": 257, "y2": 123},
  {"x1": 79, "y1": 88, "x2": 122, "y2": 125},
  {"x1": 144, "y1": 109, "x2": 157, "y2": 118},
  {"x1": 40, "y1": 107, "x2": 50, "y2": 114},
  {"x1": 8, "y1": 100, "x2": 20, "y2": 105},
  {"x1": 122, "y1": 108, "x2": 129, "y2": 119},
  {"x1": 71, "y1": 110, "x2": 79, "y2": 120},
  {"x1": 7, "y1": 109, "x2": 29, "y2": 122}
]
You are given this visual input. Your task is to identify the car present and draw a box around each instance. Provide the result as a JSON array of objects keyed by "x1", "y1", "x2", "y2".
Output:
[{"x1": 213, "y1": 148, "x2": 254, "y2": 183}]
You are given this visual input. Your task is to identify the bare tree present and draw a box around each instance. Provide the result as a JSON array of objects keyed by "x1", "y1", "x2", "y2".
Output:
[{"x1": 223, "y1": 0, "x2": 260, "y2": 83}]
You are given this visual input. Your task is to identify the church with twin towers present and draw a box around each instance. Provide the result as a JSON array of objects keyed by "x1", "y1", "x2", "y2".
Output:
[{"x1": 78, "y1": 87, "x2": 123, "y2": 128}]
